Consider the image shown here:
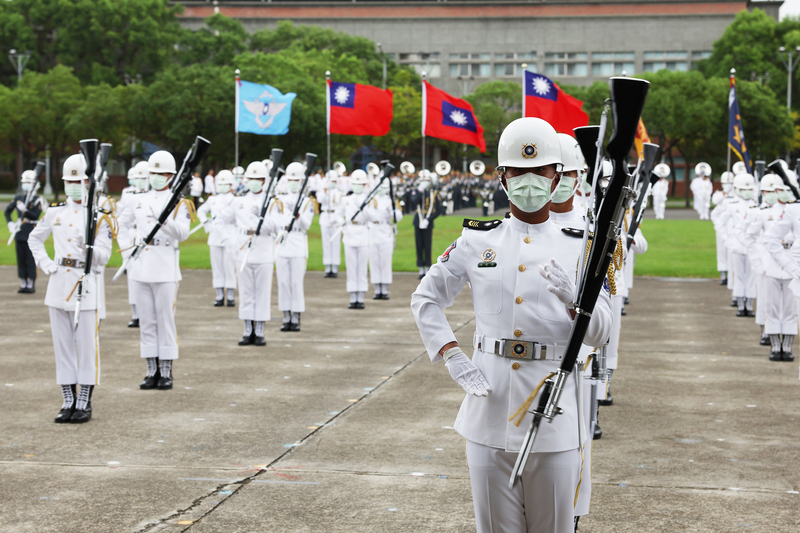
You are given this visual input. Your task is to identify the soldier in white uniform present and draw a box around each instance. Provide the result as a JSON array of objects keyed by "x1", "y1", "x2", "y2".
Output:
[
  {"x1": 717, "y1": 174, "x2": 757, "y2": 316},
  {"x1": 411, "y1": 118, "x2": 612, "y2": 533},
  {"x1": 366, "y1": 179, "x2": 403, "y2": 299},
  {"x1": 549, "y1": 133, "x2": 585, "y2": 229},
  {"x1": 317, "y1": 169, "x2": 345, "y2": 278},
  {"x1": 28, "y1": 154, "x2": 114, "y2": 423},
  {"x1": 197, "y1": 170, "x2": 237, "y2": 307},
  {"x1": 712, "y1": 171, "x2": 736, "y2": 289},
  {"x1": 216, "y1": 161, "x2": 279, "y2": 346},
  {"x1": 651, "y1": 163, "x2": 670, "y2": 220},
  {"x1": 116, "y1": 161, "x2": 150, "y2": 327},
  {"x1": 275, "y1": 162, "x2": 315, "y2": 331},
  {"x1": 338, "y1": 170, "x2": 371, "y2": 309},
  {"x1": 690, "y1": 163, "x2": 713, "y2": 220},
  {"x1": 232, "y1": 166, "x2": 245, "y2": 195},
  {"x1": 118, "y1": 151, "x2": 191, "y2": 390},
  {"x1": 120, "y1": 168, "x2": 137, "y2": 203}
]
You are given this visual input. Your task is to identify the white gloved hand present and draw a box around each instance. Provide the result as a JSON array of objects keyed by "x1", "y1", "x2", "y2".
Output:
[
  {"x1": 750, "y1": 258, "x2": 765, "y2": 275},
  {"x1": 202, "y1": 220, "x2": 211, "y2": 234},
  {"x1": 45, "y1": 262, "x2": 58, "y2": 274},
  {"x1": 16, "y1": 201, "x2": 25, "y2": 212},
  {"x1": 445, "y1": 352, "x2": 492, "y2": 397},
  {"x1": 7, "y1": 221, "x2": 15, "y2": 233},
  {"x1": 538, "y1": 258, "x2": 575, "y2": 308},
  {"x1": 419, "y1": 218, "x2": 429, "y2": 230}
]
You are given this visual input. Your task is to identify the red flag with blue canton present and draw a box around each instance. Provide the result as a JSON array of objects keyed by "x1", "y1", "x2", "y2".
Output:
[
  {"x1": 423, "y1": 81, "x2": 486, "y2": 152},
  {"x1": 327, "y1": 80, "x2": 393, "y2": 136},
  {"x1": 522, "y1": 71, "x2": 588, "y2": 135}
]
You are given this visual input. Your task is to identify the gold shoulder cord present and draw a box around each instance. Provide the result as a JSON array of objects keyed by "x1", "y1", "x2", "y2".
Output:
[
  {"x1": 311, "y1": 196, "x2": 320, "y2": 215},
  {"x1": 585, "y1": 237, "x2": 618, "y2": 296},
  {"x1": 95, "y1": 212, "x2": 119, "y2": 241},
  {"x1": 174, "y1": 198, "x2": 197, "y2": 222}
]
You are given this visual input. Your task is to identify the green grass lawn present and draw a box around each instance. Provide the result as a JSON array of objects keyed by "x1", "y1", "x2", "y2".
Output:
[{"x1": 0, "y1": 212, "x2": 718, "y2": 277}]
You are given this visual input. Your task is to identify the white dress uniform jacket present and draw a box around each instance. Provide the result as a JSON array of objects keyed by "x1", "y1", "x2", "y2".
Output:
[
  {"x1": 338, "y1": 192, "x2": 371, "y2": 293},
  {"x1": 275, "y1": 193, "x2": 314, "y2": 259},
  {"x1": 317, "y1": 183, "x2": 345, "y2": 267},
  {"x1": 411, "y1": 215, "x2": 612, "y2": 453},
  {"x1": 366, "y1": 195, "x2": 402, "y2": 285},
  {"x1": 198, "y1": 192, "x2": 237, "y2": 289},
  {"x1": 765, "y1": 202, "x2": 800, "y2": 296}
]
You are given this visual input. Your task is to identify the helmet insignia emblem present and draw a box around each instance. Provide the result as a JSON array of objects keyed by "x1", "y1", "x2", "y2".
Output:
[
  {"x1": 522, "y1": 143, "x2": 538, "y2": 159},
  {"x1": 70, "y1": 170, "x2": 77, "y2": 176},
  {"x1": 155, "y1": 162, "x2": 160, "y2": 168}
]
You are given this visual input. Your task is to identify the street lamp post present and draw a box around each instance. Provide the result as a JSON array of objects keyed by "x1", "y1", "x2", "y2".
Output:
[
  {"x1": 778, "y1": 46, "x2": 800, "y2": 111},
  {"x1": 8, "y1": 49, "x2": 31, "y2": 188},
  {"x1": 377, "y1": 42, "x2": 386, "y2": 90}
]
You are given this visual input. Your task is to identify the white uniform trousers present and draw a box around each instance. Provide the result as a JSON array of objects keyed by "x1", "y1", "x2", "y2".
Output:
[
  {"x1": 126, "y1": 269, "x2": 137, "y2": 306},
  {"x1": 369, "y1": 240, "x2": 394, "y2": 285},
  {"x1": 697, "y1": 198, "x2": 710, "y2": 220},
  {"x1": 715, "y1": 230, "x2": 727, "y2": 272},
  {"x1": 238, "y1": 262, "x2": 273, "y2": 321},
  {"x1": 727, "y1": 248, "x2": 734, "y2": 290},
  {"x1": 731, "y1": 252, "x2": 756, "y2": 299},
  {"x1": 96, "y1": 266, "x2": 106, "y2": 320},
  {"x1": 764, "y1": 277, "x2": 798, "y2": 335},
  {"x1": 321, "y1": 225, "x2": 342, "y2": 266},
  {"x1": 49, "y1": 307, "x2": 100, "y2": 385},
  {"x1": 276, "y1": 256, "x2": 306, "y2": 313},
  {"x1": 755, "y1": 274, "x2": 765, "y2": 326},
  {"x1": 575, "y1": 375, "x2": 594, "y2": 517},
  {"x1": 466, "y1": 440, "x2": 581, "y2": 533},
  {"x1": 607, "y1": 295, "x2": 623, "y2": 370},
  {"x1": 209, "y1": 245, "x2": 237, "y2": 289},
  {"x1": 345, "y1": 245, "x2": 369, "y2": 292},
  {"x1": 653, "y1": 197, "x2": 666, "y2": 219},
  {"x1": 134, "y1": 281, "x2": 179, "y2": 360}
]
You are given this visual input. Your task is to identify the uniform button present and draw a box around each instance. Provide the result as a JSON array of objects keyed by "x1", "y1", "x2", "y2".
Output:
[
  {"x1": 519, "y1": 264, "x2": 526, "y2": 272},
  {"x1": 67, "y1": 254, "x2": 71, "y2": 258},
  {"x1": 67, "y1": 238, "x2": 71, "y2": 242},
  {"x1": 524, "y1": 237, "x2": 531, "y2": 244},
  {"x1": 66, "y1": 268, "x2": 70, "y2": 272},
  {"x1": 515, "y1": 296, "x2": 523, "y2": 304},
  {"x1": 512, "y1": 363, "x2": 520, "y2": 370},
  {"x1": 514, "y1": 329, "x2": 522, "y2": 337},
  {"x1": 69, "y1": 224, "x2": 72, "y2": 227}
]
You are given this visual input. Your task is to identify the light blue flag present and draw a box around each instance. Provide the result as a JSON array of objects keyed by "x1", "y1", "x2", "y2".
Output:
[{"x1": 236, "y1": 79, "x2": 296, "y2": 135}]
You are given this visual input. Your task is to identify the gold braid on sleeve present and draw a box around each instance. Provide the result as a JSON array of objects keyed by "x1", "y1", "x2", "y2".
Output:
[
  {"x1": 175, "y1": 197, "x2": 197, "y2": 222},
  {"x1": 585, "y1": 235, "x2": 618, "y2": 296},
  {"x1": 95, "y1": 213, "x2": 119, "y2": 241}
]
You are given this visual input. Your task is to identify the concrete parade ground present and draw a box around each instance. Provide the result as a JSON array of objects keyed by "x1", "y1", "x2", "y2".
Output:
[{"x1": 1, "y1": 266, "x2": 799, "y2": 532}]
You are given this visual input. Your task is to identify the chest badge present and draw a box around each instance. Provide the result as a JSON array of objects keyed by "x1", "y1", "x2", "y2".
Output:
[
  {"x1": 53, "y1": 217, "x2": 61, "y2": 226},
  {"x1": 478, "y1": 248, "x2": 497, "y2": 268}
]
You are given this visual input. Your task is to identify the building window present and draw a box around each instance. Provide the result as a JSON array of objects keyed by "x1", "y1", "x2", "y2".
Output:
[
  {"x1": 545, "y1": 63, "x2": 566, "y2": 76},
  {"x1": 568, "y1": 63, "x2": 588, "y2": 76},
  {"x1": 545, "y1": 52, "x2": 566, "y2": 60},
  {"x1": 692, "y1": 51, "x2": 712, "y2": 59},
  {"x1": 591, "y1": 62, "x2": 635, "y2": 76},
  {"x1": 643, "y1": 61, "x2": 688, "y2": 72},
  {"x1": 568, "y1": 52, "x2": 588, "y2": 60}
]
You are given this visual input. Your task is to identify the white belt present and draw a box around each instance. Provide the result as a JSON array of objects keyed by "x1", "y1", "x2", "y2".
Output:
[
  {"x1": 239, "y1": 229, "x2": 257, "y2": 236},
  {"x1": 473, "y1": 332, "x2": 565, "y2": 361}
]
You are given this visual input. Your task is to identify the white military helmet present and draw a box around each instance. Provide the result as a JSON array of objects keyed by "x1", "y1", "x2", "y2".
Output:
[
  {"x1": 732, "y1": 161, "x2": 747, "y2": 175},
  {"x1": 720, "y1": 171, "x2": 734, "y2": 184},
  {"x1": 601, "y1": 159, "x2": 613, "y2": 178},
  {"x1": 126, "y1": 167, "x2": 135, "y2": 181},
  {"x1": 245, "y1": 161, "x2": 269, "y2": 179},
  {"x1": 285, "y1": 162, "x2": 305, "y2": 181},
  {"x1": 149, "y1": 150, "x2": 176, "y2": 175},
  {"x1": 557, "y1": 133, "x2": 583, "y2": 173},
  {"x1": 760, "y1": 174, "x2": 783, "y2": 192},
  {"x1": 418, "y1": 169, "x2": 431, "y2": 181},
  {"x1": 654, "y1": 163, "x2": 671, "y2": 179},
  {"x1": 733, "y1": 173, "x2": 755, "y2": 189},
  {"x1": 326, "y1": 169, "x2": 339, "y2": 182},
  {"x1": 351, "y1": 169, "x2": 369, "y2": 185},
  {"x1": 21, "y1": 169, "x2": 37, "y2": 183},
  {"x1": 498, "y1": 117, "x2": 562, "y2": 170},
  {"x1": 215, "y1": 169, "x2": 234, "y2": 185},
  {"x1": 232, "y1": 166, "x2": 245, "y2": 178},
  {"x1": 62, "y1": 154, "x2": 87, "y2": 181},
  {"x1": 695, "y1": 162, "x2": 711, "y2": 177}
]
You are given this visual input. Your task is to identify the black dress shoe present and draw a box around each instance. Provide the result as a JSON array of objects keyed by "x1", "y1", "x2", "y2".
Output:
[
  {"x1": 254, "y1": 336, "x2": 267, "y2": 346},
  {"x1": 238, "y1": 333, "x2": 255, "y2": 346},
  {"x1": 29, "y1": 286, "x2": 35, "y2": 293},
  {"x1": 593, "y1": 423, "x2": 602, "y2": 440},
  {"x1": 620, "y1": 307, "x2": 627, "y2": 316},
  {"x1": 70, "y1": 404, "x2": 92, "y2": 423},
  {"x1": 140, "y1": 371, "x2": 160, "y2": 389},
  {"x1": 214, "y1": 299, "x2": 224, "y2": 307},
  {"x1": 731, "y1": 300, "x2": 738, "y2": 307},
  {"x1": 356, "y1": 302, "x2": 365, "y2": 309},
  {"x1": 783, "y1": 352, "x2": 795, "y2": 362},
  {"x1": 331, "y1": 272, "x2": 338, "y2": 278},
  {"x1": 17, "y1": 286, "x2": 26, "y2": 293},
  {"x1": 720, "y1": 278, "x2": 728, "y2": 285},
  {"x1": 624, "y1": 297, "x2": 630, "y2": 305},
  {"x1": 745, "y1": 310, "x2": 755, "y2": 317},
  {"x1": 280, "y1": 322, "x2": 291, "y2": 331},
  {"x1": 348, "y1": 302, "x2": 357, "y2": 309},
  {"x1": 598, "y1": 392, "x2": 613, "y2": 406},
  {"x1": 226, "y1": 299, "x2": 235, "y2": 307},
  {"x1": 373, "y1": 294, "x2": 382, "y2": 300},
  {"x1": 769, "y1": 351, "x2": 783, "y2": 362},
  {"x1": 156, "y1": 376, "x2": 173, "y2": 390},
  {"x1": 736, "y1": 309, "x2": 746, "y2": 317},
  {"x1": 55, "y1": 405, "x2": 75, "y2": 423},
  {"x1": 289, "y1": 322, "x2": 300, "y2": 332},
  {"x1": 128, "y1": 318, "x2": 139, "y2": 328},
  {"x1": 381, "y1": 294, "x2": 390, "y2": 300},
  {"x1": 760, "y1": 336, "x2": 770, "y2": 346},
  {"x1": 418, "y1": 274, "x2": 425, "y2": 280},
  {"x1": 324, "y1": 272, "x2": 332, "y2": 278}
]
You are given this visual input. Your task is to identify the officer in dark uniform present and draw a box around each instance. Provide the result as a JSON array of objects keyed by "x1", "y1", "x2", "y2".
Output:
[
  {"x1": 4, "y1": 170, "x2": 45, "y2": 293},
  {"x1": 407, "y1": 170, "x2": 442, "y2": 279}
]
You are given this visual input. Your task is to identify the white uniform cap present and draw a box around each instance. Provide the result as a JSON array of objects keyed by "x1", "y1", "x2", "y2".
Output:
[
  {"x1": 326, "y1": 169, "x2": 339, "y2": 180},
  {"x1": 733, "y1": 173, "x2": 755, "y2": 189},
  {"x1": 720, "y1": 171, "x2": 734, "y2": 184},
  {"x1": 215, "y1": 169, "x2": 234, "y2": 186},
  {"x1": 732, "y1": 161, "x2": 747, "y2": 175},
  {"x1": 351, "y1": 169, "x2": 369, "y2": 185},
  {"x1": 245, "y1": 161, "x2": 269, "y2": 179},
  {"x1": 21, "y1": 169, "x2": 37, "y2": 183},
  {"x1": 62, "y1": 154, "x2": 87, "y2": 181},
  {"x1": 601, "y1": 159, "x2": 613, "y2": 179},
  {"x1": 149, "y1": 150, "x2": 177, "y2": 175},
  {"x1": 760, "y1": 174, "x2": 783, "y2": 192},
  {"x1": 653, "y1": 163, "x2": 671, "y2": 179},
  {"x1": 557, "y1": 133, "x2": 583, "y2": 173},
  {"x1": 497, "y1": 117, "x2": 562, "y2": 169},
  {"x1": 286, "y1": 162, "x2": 305, "y2": 181},
  {"x1": 232, "y1": 166, "x2": 245, "y2": 178}
]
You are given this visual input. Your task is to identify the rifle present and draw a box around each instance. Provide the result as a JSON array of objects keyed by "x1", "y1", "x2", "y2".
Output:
[
  {"x1": 7, "y1": 161, "x2": 45, "y2": 245},
  {"x1": 240, "y1": 149, "x2": 284, "y2": 270},
  {"x1": 328, "y1": 162, "x2": 395, "y2": 242},
  {"x1": 112, "y1": 136, "x2": 210, "y2": 282},
  {"x1": 72, "y1": 140, "x2": 100, "y2": 331},
  {"x1": 767, "y1": 159, "x2": 800, "y2": 200},
  {"x1": 625, "y1": 143, "x2": 660, "y2": 250},
  {"x1": 386, "y1": 161, "x2": 399, "y2": 236},
  {"x1": 509, "y1": 76, "x2": 649, "y2": 489},
  {"x1": 276, "y1": 152, "x2": 317, "y2": 246}
]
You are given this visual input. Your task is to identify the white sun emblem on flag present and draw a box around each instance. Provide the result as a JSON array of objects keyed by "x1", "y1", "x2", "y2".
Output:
[
  {"x1": 532, "y1": 77, "x2": 551, "y2": 96},
  {"x1": 449, "y1": 109, "x2": 468, "y2": 126},
  {"x1": 334, "y1": 85, "x2": 351, "y2": 105}
]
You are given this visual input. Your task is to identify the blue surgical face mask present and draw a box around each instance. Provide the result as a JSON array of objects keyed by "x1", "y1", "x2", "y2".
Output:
[
  {"x1": 739, "y1": 189, "x2": 753, "y2": 200},
  {"x1": 64, "y1": 183, "x2": 84, "y2": 202},
  {"x1": 135, "y1": 178, "x2": 148, "y2": 191},
  {"x1": 763, "y1": 192, "x2": 778, "y2": 205},
  {"x1": 551, "y1": 176, "x2": 577, "y2": 204},
  {"x1": 247, "y1": 179, "x2": 263, "y2": 193},
  {"x1": 352, "y1": 184, "x2": 364, "y2": 194},
  {"x1": 217, "y1": 184, "x2": 231, "y2": 194},
  {"x1": 288, "y1": 181, "x2": 300, "y2": 193},
  {"x1": 150, "y1": 174, "x2": 170, "y2": 190},
  {"x1": 21, "y1": 183, "x2": 32, "y2": 192},
  {"x1": 504, "y1": 172, "x2": 554, "y2": 213},
  {"x1": 778, "y1": 190, "x2": 793, "y2": 203}
]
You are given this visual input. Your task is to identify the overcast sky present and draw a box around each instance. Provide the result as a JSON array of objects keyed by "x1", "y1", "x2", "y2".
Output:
[{"x1": 782, "y1": 0, "x2": 800, "y2": 19}]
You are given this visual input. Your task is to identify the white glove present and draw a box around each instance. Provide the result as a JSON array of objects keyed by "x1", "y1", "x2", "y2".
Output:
[
  {"x1": 538, "y1": 258, "x2": 575, "y2": 308},
  {"x1": 445, "y1": 352, "x2": 492, "y2": 397},
  {"x1": 16, "y1": 201, "x2": 25, "y2": 212},
  {"x1": 202, "y1": 220, "x2": 211, "y2": 234},
  {"x1": 7, "y1": 221, "x2": 15, "y2": 233},
  {"x1": 750, "y1": 258, "x2": 765, "y2": 275},
  {"x1": 44, "y1": 262, "x2": 58, "y2": 274},
  {"x1": 419, "y1": 218, "x2": 429, "y2": 230}
]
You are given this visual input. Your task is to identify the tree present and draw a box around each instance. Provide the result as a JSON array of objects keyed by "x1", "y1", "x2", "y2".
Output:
[
  {"x1": 465, "y1": 80, "x2": 521, "y2": 162},
  {"x1": 176, "y1": 13, "x2": 249, "y2": 67}
]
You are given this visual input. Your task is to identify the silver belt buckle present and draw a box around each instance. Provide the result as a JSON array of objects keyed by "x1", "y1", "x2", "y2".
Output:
[{"x1": 502, "y1": 339, "x2": 535, "y2": 360}]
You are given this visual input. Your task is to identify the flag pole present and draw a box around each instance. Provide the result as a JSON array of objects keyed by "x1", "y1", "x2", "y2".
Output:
[
  {"x1": 521, "y1": 63, "x2": 527, "y2": 117},
  {"x1": 421, "y1": 71, "x2": 427, "y2": 170},
  {"x1": 727, "y1": 68, "x2": 734, "y2": 174},
  {"x1": 326, "y1": 70, "x2": 331, "y2": 172},
  {"x1": 235, "y1": 69, "x2": 240, "y2": 169}
]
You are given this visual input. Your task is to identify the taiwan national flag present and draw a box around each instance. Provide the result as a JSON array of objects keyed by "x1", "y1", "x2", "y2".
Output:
[
  {"x1": 327, "y1": 80, "x2": 393, "y2": 136},
  {"x1": 522, "y1": 71, "x2": 588, "y2": 135},
  {"x1": 422, "y1": 81, "x2": 486, "y2": 152}
]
